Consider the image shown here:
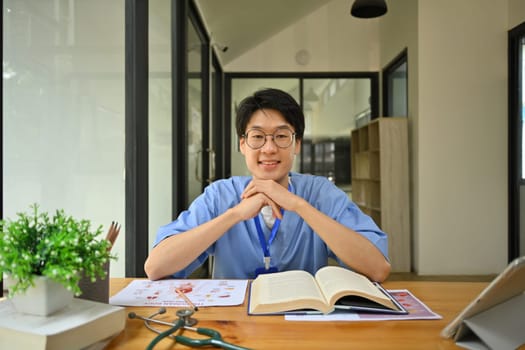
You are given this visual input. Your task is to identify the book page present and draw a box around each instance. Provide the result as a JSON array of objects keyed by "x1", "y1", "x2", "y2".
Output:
[
  {"x1": 285, "y1": 289, "x2": 442, "y2": 321},
  {"x1": 315, "y1": 266, "x2": 395, "y2": 309},
  {"x1": 249, "y1": 270, "x2": 330, "y2": 314}
]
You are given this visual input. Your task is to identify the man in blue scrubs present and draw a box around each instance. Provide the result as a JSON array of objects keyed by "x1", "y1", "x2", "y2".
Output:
[{"x1": 145, "y1": 88, "x2": 391, "y2": 282}]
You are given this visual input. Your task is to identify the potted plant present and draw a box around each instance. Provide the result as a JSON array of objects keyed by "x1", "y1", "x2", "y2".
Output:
[{"x1": 0, "y1": 204, "x2": 114, "y2": 315}]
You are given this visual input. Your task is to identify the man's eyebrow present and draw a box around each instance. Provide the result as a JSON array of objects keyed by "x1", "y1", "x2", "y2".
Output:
[{"x1": 248, "y1": 125, "x2": 292, "y2": 130}]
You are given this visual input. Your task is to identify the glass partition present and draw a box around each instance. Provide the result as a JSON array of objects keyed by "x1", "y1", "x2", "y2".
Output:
[
  {"x1": 303, "y1": 78, "x2": 370, "y2": 191},
  {"x1": 149, "y1": 0, "x2": 172, "y2": 249},
  {"x1": 3, "y1": 0, "x2": 126, "y2": 275}
]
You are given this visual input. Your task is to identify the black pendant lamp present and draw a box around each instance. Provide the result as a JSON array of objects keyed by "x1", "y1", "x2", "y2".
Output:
[{"x1": 351, "y1": 0, "x2": 388, "y2": 18}]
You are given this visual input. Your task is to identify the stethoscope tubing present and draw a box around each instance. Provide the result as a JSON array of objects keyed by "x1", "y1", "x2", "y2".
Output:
[
  {"x1": 129, "y1": 309, "x2": 181, "y2": 337},
  {"x1": 129, "y1": 309, "x2": 252, "y2": 350}
]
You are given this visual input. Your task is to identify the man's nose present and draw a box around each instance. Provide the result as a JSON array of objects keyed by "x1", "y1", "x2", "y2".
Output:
[{"x1": 261, "y1": 135, "x2": 278, "y2": 151}]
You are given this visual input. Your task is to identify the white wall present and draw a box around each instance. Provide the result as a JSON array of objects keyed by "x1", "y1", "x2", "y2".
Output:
[
  {"x1": 380, "y1": 0, "x2": 511, "y2": 274},
  {"x1": 226, "y1": 0, "x2": 525, "y2": 275},
  {"x1": 509, "y1": 0, "x2": 525, "y2": 28},
  {"x1": 416, "y1": 0, "x2": 509, "y2": 274},
  {"x1": 226, "y1": 0, "x2": 380, "y2": 72}
]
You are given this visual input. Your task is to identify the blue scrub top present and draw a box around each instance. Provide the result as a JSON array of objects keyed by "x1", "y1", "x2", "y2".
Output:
[{"x1": 154, "y1": 172, "x2": 388, "y2": 279}]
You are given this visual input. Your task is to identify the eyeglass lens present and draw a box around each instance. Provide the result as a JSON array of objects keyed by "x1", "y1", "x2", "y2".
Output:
[{"x1": 245, "y1": 129, "x2": 294, "y2": 149}]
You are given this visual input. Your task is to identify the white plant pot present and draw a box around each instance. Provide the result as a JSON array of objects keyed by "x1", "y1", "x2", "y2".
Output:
[{"x1": 8, "y1": 275, "x2": 74, "y2": 316}]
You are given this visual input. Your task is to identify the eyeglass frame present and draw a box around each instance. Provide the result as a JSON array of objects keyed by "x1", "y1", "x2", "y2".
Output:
[{"x1": 241, "y1": 127, "x2": 297, "y2": 150}]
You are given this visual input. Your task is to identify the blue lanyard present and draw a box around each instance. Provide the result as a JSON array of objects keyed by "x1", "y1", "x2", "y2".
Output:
[
  {"x1": 254, "y1": 209, "x2": 283, "y2": 259},
  {"x1": 253, "y1": 183, "x2": 291, "y2": 268}
]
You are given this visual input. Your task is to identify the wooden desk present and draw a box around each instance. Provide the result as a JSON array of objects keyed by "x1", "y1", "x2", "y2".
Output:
[{"x1": 106, "y1": 279, "x2": 486, "y2": 350}]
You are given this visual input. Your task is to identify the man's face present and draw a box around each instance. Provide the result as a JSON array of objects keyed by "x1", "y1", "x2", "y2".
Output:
[{"x1": 239, "y1": 109, "x2": 301, "y2": 187}]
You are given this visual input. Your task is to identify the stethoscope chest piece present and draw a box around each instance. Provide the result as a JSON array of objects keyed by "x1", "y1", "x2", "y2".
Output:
[{"x1": 177, "y1": 308, "x2": 198, "y2": 327}]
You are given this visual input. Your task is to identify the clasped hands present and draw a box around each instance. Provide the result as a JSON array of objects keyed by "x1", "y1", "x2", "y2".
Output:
[{"x1": 238, "y1": 179, "x2": 302, "y2": 221}]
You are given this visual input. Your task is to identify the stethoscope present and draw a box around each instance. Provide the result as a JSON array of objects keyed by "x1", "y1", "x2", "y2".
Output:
[
  {"x1": 128, "y1": 307, "x2": 251, "y2": 350},
  {"x1": 129, "y1": 307, "x2": 198, "y2": 335}
]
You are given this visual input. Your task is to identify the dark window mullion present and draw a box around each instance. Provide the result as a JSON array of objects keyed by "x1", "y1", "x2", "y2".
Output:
[
  {"x1": 125, "y1": 0, "x2": 149, "y2": 277},
  {"x1": 172, "y1": 0, "x2": 188, "y2": 217},
  {"x1": 201, "y1": 43, "x2": 210, "y2": 188},
  {"x1": 508, "y1": 23, "x2": 525, "y2": 261}
]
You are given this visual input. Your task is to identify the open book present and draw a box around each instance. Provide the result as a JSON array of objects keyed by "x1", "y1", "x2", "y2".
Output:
[{"x1": 248, "y1": 266, "x2": 407, "y2": 315}]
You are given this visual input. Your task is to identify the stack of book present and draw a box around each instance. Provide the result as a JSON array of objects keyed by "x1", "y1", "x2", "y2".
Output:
[{"x1": 0, "y1": 297, "x2": 125, "y2": 350}]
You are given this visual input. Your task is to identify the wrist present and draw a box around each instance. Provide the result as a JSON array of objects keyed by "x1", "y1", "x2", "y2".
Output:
[
  {"x1": 293, "y1": 197, "x2": 309, "y2": 216},
  {"x1": 225, "y1": 206, "x2": 244, "y2": 223}
]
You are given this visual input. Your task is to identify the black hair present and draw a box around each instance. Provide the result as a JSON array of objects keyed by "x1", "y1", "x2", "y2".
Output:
[{"x1": 235, "y1": 88, "x2": 305, "y2": 140}]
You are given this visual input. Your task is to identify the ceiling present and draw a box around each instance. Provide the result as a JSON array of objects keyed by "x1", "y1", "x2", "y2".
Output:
[{"x1": 194, "y1": 0, "x2": 333, "y2": 65}]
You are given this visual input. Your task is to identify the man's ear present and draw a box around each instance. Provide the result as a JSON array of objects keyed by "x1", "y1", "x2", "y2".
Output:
[
  {"x1": 294, "y1": 139, "x2": 302, "y2": 155},
  {"x1": 239, "y1": 137, "x2": 246, "y2": 155}
]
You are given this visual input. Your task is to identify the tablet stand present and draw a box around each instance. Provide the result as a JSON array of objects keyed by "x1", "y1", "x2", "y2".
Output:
[{"x1": 454, "y1": 292, "x2": 525, "y2": 350}]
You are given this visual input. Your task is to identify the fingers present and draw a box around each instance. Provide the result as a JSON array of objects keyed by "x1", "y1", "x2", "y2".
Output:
[
  {"x1": 242, "y1": 179, "x2": 279, "y2": 199},
  {"x1": 237, "y1": 192, "x2": 282, "y2": 221},
  {"x1": 269, "y1": 200, "x2": 283, "y2": 219},
  {"x1": 258, "y1": 196, "x2": 282, "y2": 220},
  {"x1": 241, "y1": 179, "x2": 293, "y2": 217},
  {"x1": 241, "y1": 182, "x2": 255, "y2": 199}
]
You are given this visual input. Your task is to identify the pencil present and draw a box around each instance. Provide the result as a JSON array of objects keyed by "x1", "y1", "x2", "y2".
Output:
[
  {"x1": 105, "y1": 221, "x2": 121, "y2": 252},
  {"x1": 175, "y1": 288, "x2": 199, "y2": 311}
]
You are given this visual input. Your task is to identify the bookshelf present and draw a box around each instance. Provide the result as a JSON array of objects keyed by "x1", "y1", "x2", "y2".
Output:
[{"x1": 351, "y1": 117, "x2": 410, "y2": 272}]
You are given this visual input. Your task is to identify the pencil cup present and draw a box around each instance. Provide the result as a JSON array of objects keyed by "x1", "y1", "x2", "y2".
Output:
[{"x1": 76, "y1": 262, "x2": 110, "y2": 303}]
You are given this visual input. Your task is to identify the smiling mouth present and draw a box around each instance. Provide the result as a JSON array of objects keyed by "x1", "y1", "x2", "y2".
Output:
[{"x1": 259, "y1": 160, "x2": 280, "y2": 165}]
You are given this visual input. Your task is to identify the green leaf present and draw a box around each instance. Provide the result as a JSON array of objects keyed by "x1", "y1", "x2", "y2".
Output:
[{"x1": 0, "y1": 204, "x2": 116, "y2": 296}]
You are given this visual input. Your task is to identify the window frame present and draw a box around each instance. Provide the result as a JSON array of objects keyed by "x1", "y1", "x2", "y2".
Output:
[
  {"x1": 508, "y1": 21, "x2": 525, "y2": 261},
  {"x1": 382, "y1": 49, "x2": 408, "y2": 117},
  {"x1": 224, "y1": 72, "x2": 379, "y2": 178}
]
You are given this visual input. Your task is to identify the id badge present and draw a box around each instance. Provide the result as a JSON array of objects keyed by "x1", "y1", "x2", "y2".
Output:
[{"x1": 254, "y1": 266, "x2": 278, "y2": 277}]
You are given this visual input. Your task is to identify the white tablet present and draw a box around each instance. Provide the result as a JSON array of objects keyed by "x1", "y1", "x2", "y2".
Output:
[{"x1": 441, "y1": 256, "x2": 525, "y2": 339}]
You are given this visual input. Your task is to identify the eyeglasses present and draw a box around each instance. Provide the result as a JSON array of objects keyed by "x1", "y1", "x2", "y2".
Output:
[{"x1": 242, "y1": 128, "x2": 296, "y2": 149}]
